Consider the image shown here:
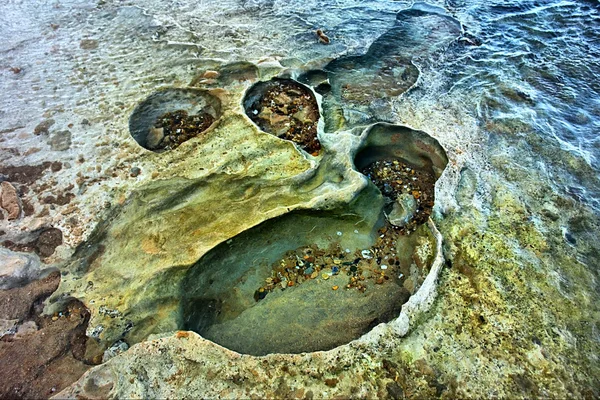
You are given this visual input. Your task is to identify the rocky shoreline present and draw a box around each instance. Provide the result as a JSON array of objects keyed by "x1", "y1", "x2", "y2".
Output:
[{"x1": 1, "y1": 0, "x2": 598, "y2": 398}]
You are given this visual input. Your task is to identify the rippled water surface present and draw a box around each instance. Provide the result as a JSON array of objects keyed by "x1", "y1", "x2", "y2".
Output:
[{"x1": 1, "y1": 0, "x2": 599, "y2": 396}]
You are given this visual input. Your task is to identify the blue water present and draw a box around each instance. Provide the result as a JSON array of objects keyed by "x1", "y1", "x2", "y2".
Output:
[{"x1": 445, "y1": 0, "x2": 600, "y2": 208}]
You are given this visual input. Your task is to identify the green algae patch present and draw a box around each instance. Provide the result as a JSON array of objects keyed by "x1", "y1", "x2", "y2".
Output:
[{"x1": 383, "y1": 181, "x2": 600, "y2": 398}]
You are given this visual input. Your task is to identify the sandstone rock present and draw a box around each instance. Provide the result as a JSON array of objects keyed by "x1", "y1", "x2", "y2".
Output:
[
  {"x1": 14, "y1": 320, "x2": 38, "y2": 338},
  {"x1": 0, "y1": 319, "x2": 18, "y2": 338},
  {"x1": 0, "y1": 298, "x2": 91, "y2": 399},
  {"x1": 0, "y1": 248, "x2": 45, "y2": 290},
  {"x1": 0, "y1": 181, "x2": 21, "y2": 220},
  {"x1": 0, "y1": 271, "x2": 61, "y2": 321}
]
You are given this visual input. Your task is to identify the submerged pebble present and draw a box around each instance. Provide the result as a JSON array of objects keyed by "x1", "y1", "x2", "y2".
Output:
[{"x1": 361, "y1": 158, "x2": 435, "y2": 234}]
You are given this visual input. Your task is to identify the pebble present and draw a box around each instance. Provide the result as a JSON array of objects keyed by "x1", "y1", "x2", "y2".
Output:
[
  {"x1": 381, "y1": 265, "x2": 388, "y2": 270},
  {"x1": 332, "y1": 285, "x2": 339, "y2": 290},
  {"x1": 0, "y1": 181, "x2": 21, "y2": 220},
  {"x1": 304, "y1": 266, "x2": 314, "y2": 275},
  {"x1": 322, "y1": 273, "x2": 330, "y2": 280},
  {"x1": 336, "y1": 231, "x2": 342, "y2": 236},
  {"x1": 361, "y1": 249, "x2": 373, "y2": 259},
  {"x1": 129, "y1": 167, "x2": 141, "y2": 177},
  {"x1": 202, "y1": 70, "x2": 220, "y2": 79}
]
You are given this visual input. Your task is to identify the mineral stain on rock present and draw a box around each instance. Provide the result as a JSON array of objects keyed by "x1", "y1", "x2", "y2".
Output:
[
  {"x1": 35, "y1": 227, "x2": 63, "y2": 257},
  {"x1": 0, "y1": 163, "x2": 53, "y2": 185},
  {"x1": 245, "y1": 78, "x2": 321, "y2": 154}
]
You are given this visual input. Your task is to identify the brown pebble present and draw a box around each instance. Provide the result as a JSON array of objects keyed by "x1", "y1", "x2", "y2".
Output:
[
  {"x1": 324, "y1": 378, "x2": 338, "y2": 387},
  {"x1": 50, "y1": 161, "x2": 62, "y2": 172},
  {"x1": 316, "y1": 29, "x2": 330, "y2": 44},
  {"x1": 0, "y1": 181, "x2": 21, "y2": 220},
  {"x1": 175, "y1": 331, "x2": 190, "y2": 339},
  {"x1": 34, "y1": 119, "x2": 55, "y2": 135},
  {"x1": 332, "y1": 285, "x2": 339, "y2": 290},
  {"x1": 202, "y1": 70, "x2": 220, "y2": 79}
]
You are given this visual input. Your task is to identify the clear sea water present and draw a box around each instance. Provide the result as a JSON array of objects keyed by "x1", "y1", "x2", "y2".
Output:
[{"x1": 1, "y1": 0, "x2": 599, "y2": 392}]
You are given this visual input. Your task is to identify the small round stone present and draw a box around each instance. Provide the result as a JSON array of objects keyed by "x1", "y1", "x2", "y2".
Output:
[{"x1": 129, "y1": 167, "x2": 141, "y2": 177}]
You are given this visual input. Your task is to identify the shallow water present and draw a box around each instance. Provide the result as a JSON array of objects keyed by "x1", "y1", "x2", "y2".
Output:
[
  {"x1": 1, "y1": 0, "x2": 599, "y2": 396},
  {"x1": 444, "y1": 0, "x2": 600, "y2": 208}
]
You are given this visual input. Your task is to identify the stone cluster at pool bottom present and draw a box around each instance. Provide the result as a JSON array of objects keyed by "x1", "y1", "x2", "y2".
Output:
[
  {"x1": 246, "y1": 79, "x2": 321, "y2": 155},
  {"x1": 146, "y1": 109, "x2": 215, "y2": 151},
  {"x1": 361, "y1": 158, "x2": 436, "y2": 233},
  {"x1": 253, "y1": 223, "x2": 421, "y2": 302}
]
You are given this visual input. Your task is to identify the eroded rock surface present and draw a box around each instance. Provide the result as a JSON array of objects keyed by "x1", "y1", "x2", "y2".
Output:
[
  {"x1": 0, "y1": 273, "x2": 93, "y2": 399},
  {"x1": 0, "y1": 0, "x2": 598, "y2": 398}
]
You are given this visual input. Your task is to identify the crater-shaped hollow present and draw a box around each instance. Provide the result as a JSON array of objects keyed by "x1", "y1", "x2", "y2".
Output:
[
  {"x1": 129, "y1": 88, "x2": 222, "y2": 152},
  {"x1": 355, "y1": 123, "x2": 448, "y2": 233},
  {"x1": 244, "y1": 78, "x2": 322, "y2": 155},
  {"x1": 179, "y1": 187, "x2": 437, "y2": 356}
]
